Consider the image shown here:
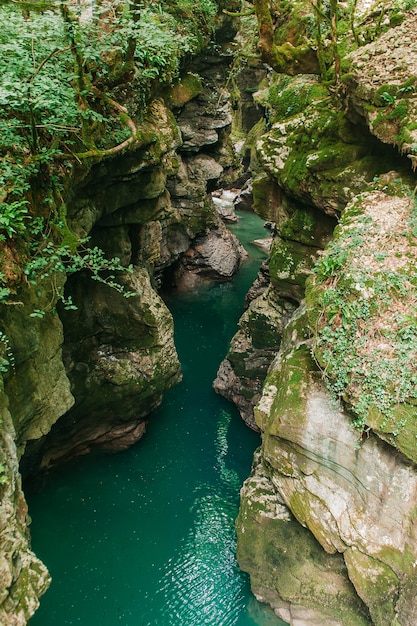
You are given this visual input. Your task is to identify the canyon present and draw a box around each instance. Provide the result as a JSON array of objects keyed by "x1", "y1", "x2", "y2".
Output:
[{"x1": 1, "y1": 1, "x2": 417, "y2": 625}]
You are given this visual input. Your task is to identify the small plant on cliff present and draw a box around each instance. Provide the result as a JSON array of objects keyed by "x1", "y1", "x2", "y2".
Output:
[
  {"x1": 0, "y1": 0, "x2": 220, "y2": 317},
  {"x1": 0, "y1": 332, "x2": 14, "y2": 373},
  {"x1": 0, "y1": 415, "x2": 9, "y2": 487},
  {"x1": 308, "y1": 186, "x2": 417, "y2": 437},
  {"x1": 23, "y1": 239, "x2": 136, "y2": 318}
]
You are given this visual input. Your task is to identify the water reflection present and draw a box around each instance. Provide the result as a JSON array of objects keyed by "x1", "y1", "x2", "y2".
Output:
[{"x1": 151, "y1": 410, "x2": 246, "y2": 626}]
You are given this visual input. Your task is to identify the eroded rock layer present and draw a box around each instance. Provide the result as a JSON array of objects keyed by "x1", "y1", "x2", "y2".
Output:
[
  {"x1": 227, "y1": 1, "x2": 417, "y2": 624},
  {"x1": 0, "y1": 6, "x2": 244, "y2": 620}
]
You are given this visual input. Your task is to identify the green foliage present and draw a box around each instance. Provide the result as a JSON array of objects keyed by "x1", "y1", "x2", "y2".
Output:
[
  {"x1": 308, "y1": 188, "x2": 417, "y2": 433},
  {"x1": 0, "y1": 414, "x2": 8, "y2": 487},
  {"x1": 135, "y1": 7, "x2": 200, "y2": 90},
  {"x1": 0, "y1": 0, "x2": 220, "y2": 327},
  {"x1": 23, "y1": 239, "x2": 136, "y2": 315},
  {"x1": 0, "y1": 0, "x2": 219, "y2": 189},
  {"x1": 0, "y1": 201, "x2": 29, "y2": 239},
  {"x1": 381, "y1": 91, "x2": 397, "y2": 105},
  {"x1": 0, "y1": 331, "x2": 14, "y2": 373},
  {"x1": 0, "y1": 462, "x2": 7, "y2": 486}
]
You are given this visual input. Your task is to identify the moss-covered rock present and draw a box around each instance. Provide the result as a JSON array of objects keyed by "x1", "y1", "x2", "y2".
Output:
[
  {"x1": 0, "y1": 389, "x2": 50, "y2": 624},
  {"x1": 257, "y1": 75, "x2": 401, "y2": 215},
  {"x1": 234, "y1": 2, "x2": 417, "y2": 624},
  {"x1": 214, "y1": 285, "x2": 296, "y2": 429},
  {"x1": 344, "y1": 548, "x2": 401, "y2": 626},
  {"x1": 306, "y1": 181, "x2": 417, "y2": 462},
  {"x1": 25, "y1": 266, "x2": 181, "y2": 470},
  {"x1": 252, "y1": 172, "x2": 285, "y2": 222},
  {"x1": 165, "y1": 72, "x2": 203, "y2": 109},
  {"x1": 236, "y1": 453, "x2": 372, "y2": 626},
  {"x1": 267, "y1": 202, "x2": 336, "y2": 300},
  {"x1": 67, "y1": 99, "x2": 182, "y2": 239},
  {"x1": 345, "y1": 8, "x2": 417, "y2": 156},
  {"x1": 1, "y1": 277, "x2": 74, "y2": 452},
  {"x1": 238, "y1": 301, "x2": 417, "y2": 624}
]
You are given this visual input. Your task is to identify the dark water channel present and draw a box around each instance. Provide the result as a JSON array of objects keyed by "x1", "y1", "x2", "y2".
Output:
[{"x1": 27, "y1": 211, "x2": 287, "y2": 626}]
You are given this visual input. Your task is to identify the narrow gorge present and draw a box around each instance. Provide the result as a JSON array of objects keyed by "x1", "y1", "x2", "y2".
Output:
[{"x1": 1, "y1": 0, "x2": 417, "y2": 625}]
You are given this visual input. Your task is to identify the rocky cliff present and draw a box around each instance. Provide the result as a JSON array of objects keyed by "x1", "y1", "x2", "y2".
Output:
[
  {"x1": 220, "y1": 1, "x2": 417, "y2": 625},
  {"x1": 3, "y1": 0, "x2": 417, "y2": 623},
  {"x1": 0, "y1": 2, "x2": 244, "y2": 621}
]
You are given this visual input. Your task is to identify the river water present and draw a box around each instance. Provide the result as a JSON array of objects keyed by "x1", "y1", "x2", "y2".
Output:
[{"x1": 27, "y1": 210, "x2": 287, "y2": 626}]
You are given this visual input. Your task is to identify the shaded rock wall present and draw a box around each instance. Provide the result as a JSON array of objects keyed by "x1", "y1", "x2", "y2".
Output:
[
  {"x1": 0, "y1": 392, "x2": 50, "y2": 625},
  {"x1": 1, "y1": 18, "x2": 242, "y2": 623},
  {"x1": 20, "y1": 46, "x2": 241, "y2": 474}
]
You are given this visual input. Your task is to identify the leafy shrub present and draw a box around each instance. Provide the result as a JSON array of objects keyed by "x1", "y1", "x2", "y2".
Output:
[{"x1": 0, "y1": 0, "x2": 220, "y2": 321}]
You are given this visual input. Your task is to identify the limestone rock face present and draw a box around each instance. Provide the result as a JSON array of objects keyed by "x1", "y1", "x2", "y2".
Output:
[
  {"x1": 0, "y1": 394, "x2": 50, "y2": 624},
  {"x1": 2, "y1": 278, "x2": 74, "y2": 455},
  {"x1": 176, "y1": 91, "x2": 232, "y2": 152},
  {"x1": 215, "y1": 194, "x2": 335, "y2": 428},
  {"x1": 167, "y1": 153, "x2": 222, "y2": 236},
  {"x1": 345, "y1": 8, "x2": 417, "y2": 155},
  {"x1": 166, "y1": 61, "x2": 237, "y2": 236},
  {"x1": 236, "y1": 453, "x2": 372, "y2": 626},
  {"x1": 23, "y1": 267, "x2": 181, "y2": 470},
  {"x1": 232, "y1": 8, "x2": 417, "y2": 624},
  {"x1": 236, "y1": 176, "x2": 417, "y2": 623},
  {"x1": 307, "y1": 184, "x2": 417, "y2": 463},
  {"x1": 170, "y1": 215, "x2": 247, "y2": 290},
  {"x1": 237, "y1": 300, "x2": 417, "y2": 625},
  {"x1": 214, "y1": 285, "x2": 296, "y2": 429},
  {"x1": 255, "y1": 74, "x2": 399, "y2": 216},
  {"x1": 19, "y1": 73, "x2": 238, "y2": 473},
  {"x1": 68, "y1": 99, "x2": 182, "y2": 239}
]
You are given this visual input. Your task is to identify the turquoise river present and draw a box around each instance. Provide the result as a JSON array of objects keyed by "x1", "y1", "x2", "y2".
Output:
[{"x1": 27, "y1": 211, "x2": 287, "y2": 626}]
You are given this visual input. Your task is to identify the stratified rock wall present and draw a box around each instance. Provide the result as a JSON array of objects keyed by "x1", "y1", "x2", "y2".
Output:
[
  {"x1": 19, "y1": 49, "x2": 242, "y2": 473},
  {"x1": 0, "y1": 390, "x2": 50, "y2": 625},
  {"x1": 229, "y1": 2, "x2": 417, "y2": 625},
  {"x1": 1, "y1": 14, "x2": 242, "y2": 623}
]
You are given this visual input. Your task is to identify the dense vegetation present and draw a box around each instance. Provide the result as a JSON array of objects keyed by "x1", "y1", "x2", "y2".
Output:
[{"x1": 0, "y1": 0, "x2": 219, "y2": 330}]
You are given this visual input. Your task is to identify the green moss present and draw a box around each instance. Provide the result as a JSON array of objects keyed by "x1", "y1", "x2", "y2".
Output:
[
  {"x1": 259, "y1": 79, "x2": 402, "y2": 211},
  {"x1": 367, "y1": 402, "x2": 417, "y2": 463},
  {"x1": 267, "y1": 75, "x2": 329, "y2": 123},
  {"x1": 236, "y1": 117, "x2": 264, "y2": 174},
  {"x1": 165, "y1": 72, "x2": 203, "y2": 108},
  {"x1": 252, "y1": 172, "x2": 283, "y2": 221},
  {"x1": 245, "y1": 311, "x2": 283, "y2": 348},
  {"x1": 345, "y1": 549, "x2": 400, "y2": 625},
  {"x1": 372, "y1": 97, "x2": 414, "y2": 149},
  {"x1": 306, "y1": 185, "x2": 417, "y2": 452},
  {"x1": 262, "y1": 344, "x2": 313, "y2": 435},
  {"x1": 237, "y1": 459, "x2": 372, "y2": 625},
  {"x1": 269, "y1": 238, "x2": 314, "y2": 300}
]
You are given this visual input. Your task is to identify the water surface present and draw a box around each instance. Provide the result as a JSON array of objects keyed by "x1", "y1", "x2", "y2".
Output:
[{"x1": 27, "y1": 211, "x2": 287, "y2": 625}]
